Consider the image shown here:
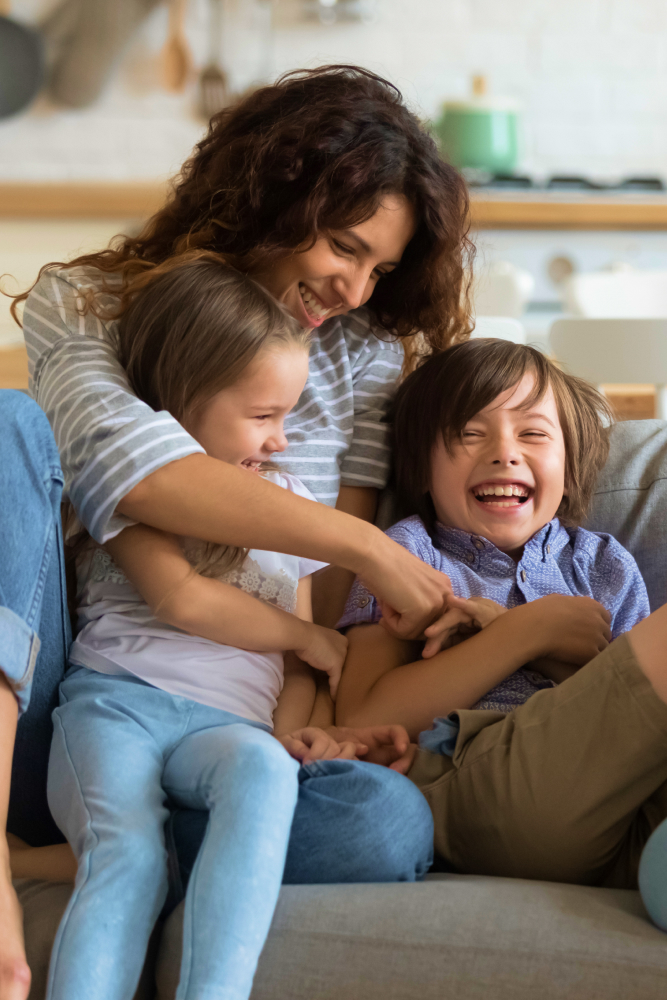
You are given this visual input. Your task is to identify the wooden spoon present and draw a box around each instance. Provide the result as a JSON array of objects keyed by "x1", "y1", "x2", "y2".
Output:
[
  {"x1": 161, "y1": 0, "x2": 191, "y2": 92},
  {"x1": 198, "y1": 0, "x2": 229, "y2": 120}
]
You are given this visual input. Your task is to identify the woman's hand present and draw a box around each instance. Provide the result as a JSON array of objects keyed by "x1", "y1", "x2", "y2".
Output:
[
  {"x1": 358, "y1": 532, "x2": 469, "y2": 641},
  {"x1": 293, "y1": 625, "x2": 348, "y2": 700},
  {"x1": 421, "y1": 597, "x2": 508, "y2": 658},
  {"x1": 278, "y1": 727, "x2": 367, "y2": 765}
]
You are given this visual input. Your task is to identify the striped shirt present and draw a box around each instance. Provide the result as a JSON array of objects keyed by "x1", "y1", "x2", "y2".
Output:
[{"x1": 23, "y1": 266, "x2": 403, "y2": 543}]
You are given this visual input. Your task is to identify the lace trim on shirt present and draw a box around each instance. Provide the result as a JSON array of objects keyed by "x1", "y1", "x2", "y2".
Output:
[
  {"x1": 89, "y1": 548, "x2": 128, "y2": 586},
  {"x1": 220, "y1": 556, "x2": 297, "y2": 614},
  {"x1": 87, "y1": 547, "x2": 297, "y2": 613}
]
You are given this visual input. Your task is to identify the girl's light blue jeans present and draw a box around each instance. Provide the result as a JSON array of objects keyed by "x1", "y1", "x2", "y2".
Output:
[{"x1": 47, "y1": 666, "x2": 300, "y2": 1000}]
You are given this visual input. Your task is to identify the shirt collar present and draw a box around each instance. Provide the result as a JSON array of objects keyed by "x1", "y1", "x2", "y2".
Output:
[{"x1": 434, "y1": 518, "x2": 567, "y2": 572}]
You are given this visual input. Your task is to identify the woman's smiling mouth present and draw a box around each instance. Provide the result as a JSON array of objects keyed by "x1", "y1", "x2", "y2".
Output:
[
  {"x1": 471, "y1": 481, "x2": 534, "y2": 509},
  {"x1": 298, "y1": 283, "x2": 335, "y2": 325}
]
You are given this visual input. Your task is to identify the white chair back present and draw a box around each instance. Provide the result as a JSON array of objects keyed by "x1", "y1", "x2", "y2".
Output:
[
  {"x1": 549, "y1": 318, "x2": 667, "y2": 418},
  {"x1": 471, "y1": 316, "x2": 526, "y2": 344},
  {"x1": 562, "y1": 267, "x2": 667, "y2": 318}
]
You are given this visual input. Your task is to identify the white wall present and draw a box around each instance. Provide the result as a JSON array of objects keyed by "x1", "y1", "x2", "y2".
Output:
[{"x1": 2, "y1": 0, "x2": 667, "y2": 182}]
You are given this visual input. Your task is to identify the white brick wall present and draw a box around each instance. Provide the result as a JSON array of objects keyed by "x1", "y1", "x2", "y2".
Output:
[{"x1": 2, "y1": 0, "x2": 667, "y2": 181}]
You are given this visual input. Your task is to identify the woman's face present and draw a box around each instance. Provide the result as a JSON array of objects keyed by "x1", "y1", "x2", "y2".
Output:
[{"x1": 253, "y1": 194, "x2": 416, "y2": 329}]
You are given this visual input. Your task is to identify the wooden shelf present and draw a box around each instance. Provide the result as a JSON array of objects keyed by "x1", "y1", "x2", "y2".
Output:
[
  {"x1": 470, "y1": 194, "x2": 667, "y2": 230},
  {"x1": 0, "y1": 182, "x2": 169, "y2": 219},
  {"x1": 1, "y1": 183, "x2": 667, "y2": 230}
]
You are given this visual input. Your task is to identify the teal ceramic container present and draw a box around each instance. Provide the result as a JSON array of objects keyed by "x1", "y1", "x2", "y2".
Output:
[{"x1": 435, "y1": 97, "x2": 519, "y2": 174}]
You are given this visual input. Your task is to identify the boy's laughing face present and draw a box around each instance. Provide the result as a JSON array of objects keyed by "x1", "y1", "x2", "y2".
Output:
[{"x1": 429, "y1": 372, "x2": 567, "y2": 561}]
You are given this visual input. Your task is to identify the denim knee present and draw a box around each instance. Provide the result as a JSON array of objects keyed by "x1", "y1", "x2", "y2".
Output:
[{"x1": 283, "y1": 759, "x2": 434, "y2": 884}]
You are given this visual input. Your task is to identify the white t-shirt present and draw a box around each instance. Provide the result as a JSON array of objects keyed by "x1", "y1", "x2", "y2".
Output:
[{"x1": 69, "y1": 473, "x2": 327, "y2": 727}]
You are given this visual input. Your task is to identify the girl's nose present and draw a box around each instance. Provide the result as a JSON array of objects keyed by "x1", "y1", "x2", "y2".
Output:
[{"x1": 266, "y1": 428, "x2": 288, "y2": 454}]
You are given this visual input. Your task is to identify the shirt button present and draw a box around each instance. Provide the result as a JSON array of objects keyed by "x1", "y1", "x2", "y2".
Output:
[
  {"x1": 467, "y1": 552, "x2": 475, "y2": 565},
  {"x1": 473, "y1": 539, "x2": 484, "y2": 550},
  {"x1": 356, "y1": 595, "x2": 370, "y2": 608},
  {"x1": 546, "y1": 544, "x2": 551, "y2": 554},
  {"x1": 520, "y1": 569, "x2": 527, "y2": 582}
]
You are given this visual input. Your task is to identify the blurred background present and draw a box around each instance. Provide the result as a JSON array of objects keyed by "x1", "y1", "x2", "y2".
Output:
[{"x1": 3, "y1": 0, "x2": 667, "y2": 418}]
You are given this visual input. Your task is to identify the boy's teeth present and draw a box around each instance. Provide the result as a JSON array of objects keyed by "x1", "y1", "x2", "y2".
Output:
[{"x1": 474, "y1": 484, "x2": 529, "y2": 498}]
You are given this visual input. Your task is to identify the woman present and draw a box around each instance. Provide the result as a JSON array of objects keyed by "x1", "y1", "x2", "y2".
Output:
[{"x1": 2, "y1": 65, "x2": 472, "y2": 997}]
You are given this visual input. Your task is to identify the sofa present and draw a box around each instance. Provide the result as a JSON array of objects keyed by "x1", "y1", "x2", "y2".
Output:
[{"x1": 16, "y1": 418, "x2": 667, "y2": 1000}]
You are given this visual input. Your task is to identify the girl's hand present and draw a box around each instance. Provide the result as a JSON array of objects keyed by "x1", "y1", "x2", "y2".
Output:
[
  {"x1": 278, "y1": 727, "x2": 367, "y2": 765},
  {"x1": 422, "y1": 597, "x2": 508, "y2": 658},
  {"x1": 294, "y1": 625, "x2": 348, "y2": 700}
]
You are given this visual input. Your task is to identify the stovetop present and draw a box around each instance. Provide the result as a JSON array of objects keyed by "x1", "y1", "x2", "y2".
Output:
[{"x1": 468, "y1": 173, "x2": 666, "y2": 193}]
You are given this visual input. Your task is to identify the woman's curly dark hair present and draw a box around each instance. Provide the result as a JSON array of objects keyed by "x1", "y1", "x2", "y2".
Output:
[{"x1": 14, "y1": 65, "x2": 474, "y2": 358}]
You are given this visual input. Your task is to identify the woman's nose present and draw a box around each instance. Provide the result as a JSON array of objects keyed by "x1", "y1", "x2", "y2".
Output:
[{"x1": 333, "y1": 267, "x2": 372, "y2": 311}]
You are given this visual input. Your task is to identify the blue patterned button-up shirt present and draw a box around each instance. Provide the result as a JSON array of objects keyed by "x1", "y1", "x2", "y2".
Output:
[{"x1": 338, "y1": 516, "x2": 649, "y2": 754}]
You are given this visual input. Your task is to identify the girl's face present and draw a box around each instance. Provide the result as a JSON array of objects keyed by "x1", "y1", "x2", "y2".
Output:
[
  {"x1": 253, "y1": 194, "x2": 416, "y2": 329},
  {"x1": 429, "y1": 372, "x2": 567, "y2": 560},
  {"x1": 183, "y1": 345, "x2": 309, "y2": 470}
]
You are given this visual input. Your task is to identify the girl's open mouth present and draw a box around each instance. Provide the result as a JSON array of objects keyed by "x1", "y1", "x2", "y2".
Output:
[{"x1": 471, "y1": 482, "x2": 533, "y2": 509}]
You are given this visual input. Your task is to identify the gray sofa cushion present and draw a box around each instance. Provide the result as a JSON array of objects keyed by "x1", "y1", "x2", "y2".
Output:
[
  {"x1": 154, "y1": 876, "x2": 666, "y2": 1000},
  {"x1": 587, "y1": 420, "x2": 667, "y2": 610}
]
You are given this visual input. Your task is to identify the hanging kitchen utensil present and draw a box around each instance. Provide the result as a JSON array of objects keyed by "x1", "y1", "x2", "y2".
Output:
[
  {"x1": 0, "y1": 1, "x2": 45, "y2": 118},
  {"x1": 161, "y1": 0, "x2": 192, "y2": 92},
  {"x1": 198, "y1": 0, "x2": 229, "y2": 120},
  {"x1": 41, "y1": 0, "x2": 161, "y2": 109},
  {"x1": 434, "y1": 75, "x2": 520, "y2": 176}
]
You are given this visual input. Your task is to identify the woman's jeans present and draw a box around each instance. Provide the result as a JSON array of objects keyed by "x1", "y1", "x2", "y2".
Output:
[{"x1": 47, "y1": 667, "x2": 301, "y2": 1000}]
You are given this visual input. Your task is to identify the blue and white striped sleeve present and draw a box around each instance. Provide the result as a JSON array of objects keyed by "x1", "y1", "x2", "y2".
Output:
[
  {"x1": 23, "y1": 268, "x2": 204, "y2": 543},
  {"x1": 338, "y1": 313, "x2": 403, "y2": 491}
]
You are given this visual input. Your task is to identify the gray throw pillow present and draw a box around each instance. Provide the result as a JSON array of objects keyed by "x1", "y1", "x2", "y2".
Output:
[{"x1": 586, "y1": 419, "x2": 667, "y2": 611}]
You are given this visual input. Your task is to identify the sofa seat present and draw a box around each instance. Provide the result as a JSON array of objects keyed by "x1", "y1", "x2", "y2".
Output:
[{"x1": 19, "y1": 874, "x2": 667, "y2": 1000}]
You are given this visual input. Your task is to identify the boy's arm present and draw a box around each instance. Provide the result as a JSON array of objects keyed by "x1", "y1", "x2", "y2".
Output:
[
  {"x1": 336, "y1": 594, "x2": 612, "y2": 739},
  {"x1": 273, "y1": 578, "x2": 318, "y2": 736},
  {"x1": 104, "y1": 525, "x2": 345, "y2": 679}
]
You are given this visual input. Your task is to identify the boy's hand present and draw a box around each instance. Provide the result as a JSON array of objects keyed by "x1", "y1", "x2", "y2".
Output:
[
  {"x1": 422, "y1": 597, "x2": 508, "y2": 658},
  {"x1": 278, "y1": 727, "x2": 366, "y2": 765},
  {"x1": 323, "y1": 724, "x2": 415, "y2": 773},
  {"x1": 521, "y1": 594, "x2": 611, "y2": 664},
  {"x1": 294, "y1": 624, "x2": 348, "y2": 700}
]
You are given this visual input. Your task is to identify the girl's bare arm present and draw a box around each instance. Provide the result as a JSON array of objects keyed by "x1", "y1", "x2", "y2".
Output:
[
  {"x1": 336, "y1": 595, "x2": 612, "y2": 739},
  {"x1": 104, "y1": 525, "x2": 346, "y2": 681}
]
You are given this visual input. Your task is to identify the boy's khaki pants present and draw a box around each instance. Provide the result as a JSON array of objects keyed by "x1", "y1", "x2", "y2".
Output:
[{"x1": 408, "y1": 634, "x2": 667, "y2": 889}]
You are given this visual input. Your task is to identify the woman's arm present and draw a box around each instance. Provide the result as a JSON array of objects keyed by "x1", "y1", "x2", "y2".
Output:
[
  {"x1": 337, "y1": 595, "x2": 613, "y2": 739},
  {"x1": 115, "y1": 455, "x2": 460, "y2": 639},
  {"x1": 311, "y1": 486, "x2": 378, "y2": 628},
  {"x1": 0, "y1": 677, "x2": 32, "y2": 1000},
  {"x1": 105, "y1": 526, "x2": 346, "y2": 684}
]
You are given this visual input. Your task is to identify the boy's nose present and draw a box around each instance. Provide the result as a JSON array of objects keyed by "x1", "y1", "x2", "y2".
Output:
[{"x1": 267, "y1": 429, "x2": 288, "y2": 454}]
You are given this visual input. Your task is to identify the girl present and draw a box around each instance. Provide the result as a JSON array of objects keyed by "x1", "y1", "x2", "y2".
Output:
[
  {"x1": 337, "y1": 339, "x2": 667, "y2": 892},
  {"x1": 45, "y1": 256, "x2": 383, "y2": 1000}
]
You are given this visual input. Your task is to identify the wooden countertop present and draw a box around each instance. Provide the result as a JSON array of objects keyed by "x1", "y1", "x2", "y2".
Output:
[{"x1": 2, "y1": 182, "x2": 667, "y2": 230}]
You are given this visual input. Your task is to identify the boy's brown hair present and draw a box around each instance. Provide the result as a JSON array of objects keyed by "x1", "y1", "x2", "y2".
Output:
[{"x1": 391, "y1": 338, "x2": 614, "y2": 542}]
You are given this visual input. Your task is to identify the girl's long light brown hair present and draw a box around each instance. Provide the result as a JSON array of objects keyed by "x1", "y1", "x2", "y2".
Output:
[
  {"x1": 67, "y1": 254, "x2": 310, "y2": 583},
  {"x1": 12, "y1": 65, "x2": 473, "y2": 365}
]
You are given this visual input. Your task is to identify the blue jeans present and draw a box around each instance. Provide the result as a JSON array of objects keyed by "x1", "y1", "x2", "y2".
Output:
[
  {"x1": 47, "y1": 668, "x2": 301, "y2": 1000},
  {"x1": 0, "y1": 389, "x2": 433, "y2": 865}
]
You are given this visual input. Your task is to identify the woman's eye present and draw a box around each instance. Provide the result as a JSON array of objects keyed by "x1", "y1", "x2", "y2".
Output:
[{"x1": 332, "y1": 239, "x2": 354, "y2": 256}]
